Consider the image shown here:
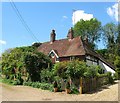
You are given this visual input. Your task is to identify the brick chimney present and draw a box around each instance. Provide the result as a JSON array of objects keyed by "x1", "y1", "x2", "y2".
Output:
[
  {"x1": 50, "y1": 29, "x2": 56, "y2": 42},
  {"x1": 67, "y1": 27, "x2": 74, "y2": 40}
]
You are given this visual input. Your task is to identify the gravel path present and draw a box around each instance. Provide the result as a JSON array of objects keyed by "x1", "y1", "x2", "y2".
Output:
[{"x1": 0, "y1": 81, "x2": 119, "y2": 101}]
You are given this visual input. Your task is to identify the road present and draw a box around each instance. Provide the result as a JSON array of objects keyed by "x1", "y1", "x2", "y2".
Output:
[{"x1": 0, "y1": 81, "x2": 119, "y2": 101}]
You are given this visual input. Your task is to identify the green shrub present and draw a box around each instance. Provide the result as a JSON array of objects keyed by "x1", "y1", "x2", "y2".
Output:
[
  {"x1": 40, "y1": 69, "x2": 53, "y2": 83},
  {"x1": 66, "y1": 81, "x2": 70, "y2": 89},
  {"x1": 2, "y1": 79, "x2": 13, "y2": 85},
  {"x1": 83, "y1": 66, "x2": 97, "y2": 78},
  {"x1": 70, "y1": 85, "x2": 79, "y2": 94},
  {"x1": 107, "y1": 72, "x2": 114, "y2": 84},
  {"x1": 113, "y1": 72, "x2": 119, "y2": 80},
  {"x1": 23, "y1": 81, "x2": 53, "y2": 91}
]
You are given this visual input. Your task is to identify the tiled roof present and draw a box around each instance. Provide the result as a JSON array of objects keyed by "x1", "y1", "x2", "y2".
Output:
[
  {"x1": 38, "y1": 36, "x2": 115, "y2": 69},
  {"x1": 38, "y1": 36, "x2": 85, "y2": 57}
]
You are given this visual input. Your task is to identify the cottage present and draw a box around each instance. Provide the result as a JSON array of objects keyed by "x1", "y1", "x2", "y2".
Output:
[{"x1": 38, "y1": 28, "x2": 115, "y2": 75}]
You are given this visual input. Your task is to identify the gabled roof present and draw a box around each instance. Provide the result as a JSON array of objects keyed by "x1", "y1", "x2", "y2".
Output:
[
  {"x1": 37, "y1": 36, "x2": 115, "y2": 70},
  {"x1": 83, "y1": 42, "x2": 115, "y2": 70},
  {"x1": 38, "y1": 36, "x2": 85, "y2": 57}
]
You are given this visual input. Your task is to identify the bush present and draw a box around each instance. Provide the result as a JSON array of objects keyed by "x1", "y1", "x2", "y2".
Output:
[
  {"x1": 66, "y1": 81, "x2": 70, "y2": 89},
  {"x1": 53, "y1": 81, "x2": 58, "y2": 88},
  {"x1": 2, "y1": 78, "x2": 23, "y2": 85},
  {"x1": 83, "y1": 66, "x2": 97, "y2": 78},
  {"x1": 23, "y1": 81, "x2": 53, "y2": 92},
  {"x1": 40, "y1": 69, "x2": 53, "y2": 83},
  {"x1": 107, "y1": 72, "x2": 114, "y2": 84},
  {"x1": 113, "y1": 72, "x2": 119, "y2": 80},
  {"x1": 70, "y1": 85, "x2": 79, "y2": 94}
]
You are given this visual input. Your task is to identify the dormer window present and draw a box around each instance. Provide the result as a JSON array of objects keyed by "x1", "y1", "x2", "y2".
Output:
[
  {"x1": 49, "y1": 50, "x2": 59, "y2": 62},
  {"x1": 50, "y1": 52, "x2": 55, "y2": 58}
]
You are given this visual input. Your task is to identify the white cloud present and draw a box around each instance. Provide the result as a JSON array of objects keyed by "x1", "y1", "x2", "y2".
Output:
[
  {"x1": 107, "y1": 3, "x2": 118, "y2": 21},
  {"x1": 63, "y1": 16, "x2": 68, "y2": 19},
  {"x1": 72, "y1": 10, "x2": 94, "y2": 25},
  {"x1": 0, "y1": 40, "x2": 6, "y2": 45}
]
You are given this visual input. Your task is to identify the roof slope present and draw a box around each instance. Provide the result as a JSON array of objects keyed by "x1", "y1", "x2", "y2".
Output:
[
  {"x1": 38, "y1": 36, "x2": 85, "y2": 57},
  {"x1": 83, "y1": 42, "x2": 115, "y2": 70},
  {"x1": 38, "y1": 36, "x2": 115, "y2": 69}
]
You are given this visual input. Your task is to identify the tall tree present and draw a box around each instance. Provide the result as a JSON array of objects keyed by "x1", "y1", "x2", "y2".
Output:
[
  {"x1": 73, "y1": 18, "x2": 101, "y2": 49},
  {"x1": 102, "y1": 23, "x2": 119, "y2": 66},
  {"x1": 102, "y1": 23, "x2": 118, "y2": 51},
  {"x1": 115, "y1": 23, "x2": 120, "y2": 56}
]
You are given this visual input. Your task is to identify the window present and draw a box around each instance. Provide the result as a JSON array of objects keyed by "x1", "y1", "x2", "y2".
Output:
[
  {"x1": 56, "y1": 58, "x2": 59, "y2": 62},
  {"x1": 50, "y1": 52, "x2": 55, "y2": 58},
  {"x1": 70, "y1": 56, "x2": 75, "y2": 61}
]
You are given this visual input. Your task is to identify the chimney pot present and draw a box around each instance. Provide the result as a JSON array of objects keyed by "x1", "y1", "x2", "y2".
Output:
[{"x1": 50, "y1": 29, "x2": 56, "y2": 42}]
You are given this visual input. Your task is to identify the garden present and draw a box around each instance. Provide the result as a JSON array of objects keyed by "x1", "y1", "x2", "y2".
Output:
[{"x1": 0, "y1": 46, "x2": 119, "y2": 94}]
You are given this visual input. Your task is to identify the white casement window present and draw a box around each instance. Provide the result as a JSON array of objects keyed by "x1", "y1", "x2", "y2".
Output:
[{"x1": 49, "y1": 50, "x2": 59, "y2": 58}]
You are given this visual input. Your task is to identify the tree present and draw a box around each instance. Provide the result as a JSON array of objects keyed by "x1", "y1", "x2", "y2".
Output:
[
  {"x1": 115, "y1": 23, "x2": 120, "y2": 56},
  {"x1": 24, "y1": 52, "x2": 52, "y2": 82},
  {"x1": 114, "y1": 56, "x2": 120, "y2": 68},
  {"x1": 102, "y1": 23, "x2": 118, "y2": 51},
  {"x1": 73, "y1": 18, "x2": 101, "y2": 49},
  {"x1": 1, "y1": 46, "x2": 52, "y2": 83},
  {"x1": 101, "y1": 23, "x2": 118, "y2": 65}
]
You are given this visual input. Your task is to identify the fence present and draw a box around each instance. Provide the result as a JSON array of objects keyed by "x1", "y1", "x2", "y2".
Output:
[{"x1": 80, "y1": 75, "x2": 108, "y2": 94}]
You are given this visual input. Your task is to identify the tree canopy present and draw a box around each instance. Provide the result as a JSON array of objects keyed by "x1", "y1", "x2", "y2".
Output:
[
  {"x1": 1, "y1": 46, "x2": 52, "y2": 83},
  {"x1": 73, "y1": 18, "x2": 102, "y2": 49}
]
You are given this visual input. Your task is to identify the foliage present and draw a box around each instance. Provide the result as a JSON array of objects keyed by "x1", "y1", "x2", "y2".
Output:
[
  {"x1": 106, "y1": 72, "x2": 114, "y2": 84},
  {"x1": 66, "y1": 81, "x2": 70, "y2": 89},
  {"x1": 32, "y1": 42, "x2": 42, "y2": 48},
  {"x1": 70, "y1": 85, "x2": 79, "y2": 94},
  {"x1": 23, "y1": 81, "x2": 53, "y2": 92},
  {"x1": 114, "y1": 56, "x2": 120, "y2": 68},
  {"x1": 53, "y1": 81, "x2": 58, "y2": 88},
  {"x1": 66, "y1": 60, "x2": 87, "y2": 78},
  {"x1": 1, "y1": 46, "x2": 52, "y2": 83},
  {"x1": 73, "y1": 18, "x2": 101, "y2": 49},
  {"x1": 52, "y1": 62, "x2": 68, "y2": 79},
  {"x1": 83, "y1": 66, "x2": 97, "y2": 78},
  {"x1": 23, "y1": 52, "x2": 52, "y2": 82},
  {"x1": 96, "y1": 49, "x2": 108, "y2": 59},
  {"x1": 40, "y1": 69, "x2": 53, "y2": 83},
  {"x1": 95, "y1": 65, "x2": 105, "y2": 74},
  {"x1": 52, "y1": 60, "x2": 88, "y2": 79},
  {"x1": 115, "y1": 68, "x2": 120, "y2": 80},
  {"x1": 1, "y1": 78, "x2": 22, "y2": 85},
  {"x1": 113, "y1": 72, "x2": 119, "y2": 80},
  {"x1": 102, "y1": 23, "x2": 118, "y2": 49}
]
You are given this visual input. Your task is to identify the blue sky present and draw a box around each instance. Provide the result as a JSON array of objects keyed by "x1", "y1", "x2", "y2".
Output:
[{"x1": 1, "y1": 2, "x2": 118, "y2": 55}]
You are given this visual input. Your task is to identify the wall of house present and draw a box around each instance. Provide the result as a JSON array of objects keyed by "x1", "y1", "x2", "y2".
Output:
[
  {"x1": 59, "y1": 55, "x2": 85, "y2": 62},
  {"x1": 59, "y1": 57, "x2": 71, "y2": 62},
  {"x1": 85, "y1": 55, "x2": 115, "y2": 75},
  {"x1": 85, "y1": 55, "x2": 98, "y2": 66},
  {"x1": 99, "y1": 60, "x2": 115, "y2": 76}
]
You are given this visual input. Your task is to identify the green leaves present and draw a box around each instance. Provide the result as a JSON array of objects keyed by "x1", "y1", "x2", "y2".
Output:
[
  {"x1": 1, "y1": 46, "x2": 52, "y2": 83},
  {"x1": 83, "y1": 66, "x2": 97, "y2": 78},
  {"x1": 52, "y1": 60, "x2": 99, "y2": 79},
  {"x1": 73, "y1": 18, "x2": 101, "y2": 49},
  {"x1": 114, "y1": 56, "x2": 120, "y2": 68}
]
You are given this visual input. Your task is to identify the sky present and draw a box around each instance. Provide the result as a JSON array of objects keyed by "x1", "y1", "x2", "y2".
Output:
[{"x1": 1, "y1": 1, "x2": 119, "y2": 55}]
